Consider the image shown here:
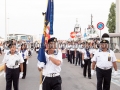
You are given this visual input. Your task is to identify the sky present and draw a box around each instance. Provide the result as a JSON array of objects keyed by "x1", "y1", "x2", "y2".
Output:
[{"x1": 0, "y1": 0, "x2": 116, "y2": 40}]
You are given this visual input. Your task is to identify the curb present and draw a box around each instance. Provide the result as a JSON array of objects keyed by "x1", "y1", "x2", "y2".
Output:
[{"x1": 0, "y1": 65, "x2": 4, "y2": 71}]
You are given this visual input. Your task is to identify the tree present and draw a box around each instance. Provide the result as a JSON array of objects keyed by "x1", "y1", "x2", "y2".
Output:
[{"x1": 106, "y1": 2, "x2": 116, "y2": 33}]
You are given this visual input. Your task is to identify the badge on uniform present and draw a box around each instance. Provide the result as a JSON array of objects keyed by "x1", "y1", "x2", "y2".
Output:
[
  {"x1": 15, "y1": 60, "x2": 19, "y2": 65},
  {"x1": 108, "y1": 54, "x2": 111, "y2": 61},
  {"x1": 54, "y1": 49, "x2": 58, "y2": 55}
]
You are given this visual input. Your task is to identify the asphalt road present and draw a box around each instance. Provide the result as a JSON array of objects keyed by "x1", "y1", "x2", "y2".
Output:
[{"x1": 0, "y1": 52, "x2": 120, "y2": 90}]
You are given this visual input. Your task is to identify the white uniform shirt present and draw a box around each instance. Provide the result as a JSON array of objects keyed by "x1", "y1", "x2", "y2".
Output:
[
  {"x1": 82, "y1": 48, "x2": 91, "y2": 59},
  {"x1": 70, "y1": 45, "x2": 75, "y2": 51},
  {"x1": 38, "y1": 50, "x2": 63, "y2": 75},
  {"x1": 90, "y1": 49, "x2": 98, "y2": 55},
  {"x1": 91, "y1": 49, "x2": 117, "y2": 69},
  {"x1": 66, "y1": 45, "x2": 71, "y2": 50},
  {"x1": 2, "y1": 52, "x2": 24, "y2": 68},
  {"x1": 19, "y1": 50, "x2": 28, "y2": 59},
  {"x1": 4, "y1": 49, "x2": 10, "y2": 54},
  {"x1": 77, "y1": 45, "x2": 82, "y2": 52}
]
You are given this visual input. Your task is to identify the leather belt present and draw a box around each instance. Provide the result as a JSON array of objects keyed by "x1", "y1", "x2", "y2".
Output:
[
  {"x1": 43, "y1": 73, "x2": 60, "y2": 77},
  {"x1": 98, "y1": 67, "x2": 112, "y2": 70},
  {"x1": 7, "y1": 66, "x2": 19, "y2": 69}
]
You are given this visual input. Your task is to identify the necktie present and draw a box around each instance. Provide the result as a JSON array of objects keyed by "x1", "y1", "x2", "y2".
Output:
[{"x1": 86, "y1": 49, "x2": 90, "y2": 58}]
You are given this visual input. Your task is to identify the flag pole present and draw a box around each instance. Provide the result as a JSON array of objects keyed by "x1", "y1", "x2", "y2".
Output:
[
  {"x1": 40, "y1": 0, "x2": 48, "y2": 84},
  {"x1": 40, "y1": 13, "x2": 46, "y2": 84}
]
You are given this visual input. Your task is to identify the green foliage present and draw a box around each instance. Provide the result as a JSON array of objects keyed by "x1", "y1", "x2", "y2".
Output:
[{"x1": 106, "y1": 2, "x2": 116, "y2": 33}]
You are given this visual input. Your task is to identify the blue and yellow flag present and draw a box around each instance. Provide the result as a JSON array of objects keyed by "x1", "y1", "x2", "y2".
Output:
[
  {"x1": 37, "y1": 0, "x2": 54, "y2": 65},
  {"x1": 45, "y1": 0, "x2": 54, "y2": 35}
]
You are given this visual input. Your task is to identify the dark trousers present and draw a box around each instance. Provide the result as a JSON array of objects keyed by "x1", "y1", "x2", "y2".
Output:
[
  {"x1": 96, "y1": 67, "x2": 112, "y2": 90},
  {"x1": 23, "y1": 59, "x2": 27, "y2": 78},
  {"x1": 42, "y1": 76, "x2": 62, "y2": 90},
  {"x1": 70, "y1": 51, "x2": 75, "y2": 64},
  {"x1": 67, "y1": 50, "x2": 70, "y2": 62},
  {"x1": 83, "y1": 59, "x2": 91, "y2": 77},
  {"x1": 80, "y1": 53, "x2": 84, "y2": 68},
  {"x1": 75, "y1": 51, "x2": 80, "y2": 65},
  {"x1": 6, "y1": 67, "x2": 19, "y2": 90}
]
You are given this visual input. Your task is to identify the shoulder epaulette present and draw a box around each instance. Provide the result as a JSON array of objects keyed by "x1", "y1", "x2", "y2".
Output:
[
  {"x1": 7, "y1": 51, "x2": 10, "y2": 55},
  {"x1": 15, "y1": 51, "x2": 19, "y2": 55}
]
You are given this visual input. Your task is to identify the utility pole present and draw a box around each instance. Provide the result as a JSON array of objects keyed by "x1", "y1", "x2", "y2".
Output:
[
  {"x1": 91, "y1": 14, "x2": 93, "y2": 26},
  {"x1": 5, "y1": 0, "x2": 7, "y2": 41},
  {"x1": 91, "y1": 14, "x2": 93, "y2": 37}
]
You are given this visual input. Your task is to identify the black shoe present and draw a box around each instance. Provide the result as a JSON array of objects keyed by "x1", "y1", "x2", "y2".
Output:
[
  {"x1": 84, "y1": 76, "x2": 86, "y2": 78},
  {"x1": 22, "y1": 77, "x2": 25, "y2": 79},
  {"x1": 88, "y1": 77, "x2": 91, "y2": 79}
]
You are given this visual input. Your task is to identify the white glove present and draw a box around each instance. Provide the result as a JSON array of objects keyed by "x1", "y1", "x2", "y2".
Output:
[
  {"x1": 91, "y1": 70, "x2": 95, "y2": 76},
  {"x1": 26, "y1": 60, "x2": 28, "y2": 64},
  {"x1": 37, "y1": 61, "x2": 45, "y2": 68},
  {"x1": 113, "y1": 71, "x2": 118, "y2": 76},
  {"x1": 82, "y1": 60, "x2": 84, "y2": 65},
  {"x1": 4, "y1": 72, "x2": 6, "y2": 78},
  {"x1": 19, "y1": 72, "x2": 23, "y2": 79}
]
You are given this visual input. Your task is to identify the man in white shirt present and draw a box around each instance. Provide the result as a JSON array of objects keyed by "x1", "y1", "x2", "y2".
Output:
[
  {"x1": 70, "y1": 42, "x2": 75, "y2": 64},
  {"x1": 37, "y1": 37, "x2": 62, "y2": 90},
  {"x1": 82, "y1": 42, "x2": 91, "y2": 79},
  {"x1": 2, "y1": 43, "x2": 24, "y2": 90},
  {"x1": 66, "y1": 42, "x2": 71, "y2": 62},
  {"x1": 91, "y1": 39, "x2": 118, "y2": 90}
]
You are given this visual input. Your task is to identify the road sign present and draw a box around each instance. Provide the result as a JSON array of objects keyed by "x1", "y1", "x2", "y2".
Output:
[
  {"x1": 70, "y1": 32, "x2": 76, "y2": 38},
  {"x1": 97, "y1": 22, "x2": 104, "y2": 30}
]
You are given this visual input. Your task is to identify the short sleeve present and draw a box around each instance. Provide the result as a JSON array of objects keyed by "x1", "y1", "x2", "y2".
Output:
[
  {"x1": 57, "y1": 50, "x2": 63, "y2": 63},
  {"x1": 19, "y1": 53, "x2": 24, "y2": 63},
  {"x1": 37, "y1": 61, "x2": 45, "y2": 68},
  {"x1": 91, "y1": 51, "x2": 97, "y2": 62},
  {"x1": 26, "y1": 50, "x2": 28, "y2": 56},
  {"x1": 81, "y1": 49, "x2": 85, "y2": 53},
  {"x1": 89, "y1": 49, "x2": 93, "y2": 54},
  {"x1": 112, "y1": 52, "x2": 117, "y2": 62},
  {"x1": 2, "y1": 54, "x2": 7, "y2": 63}
]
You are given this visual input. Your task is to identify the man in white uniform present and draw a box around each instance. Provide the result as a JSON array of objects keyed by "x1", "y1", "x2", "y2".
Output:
[
  {"x1": 91, "y1": 39, "x2": 118, "y2": 90},
  {"x1": 2, "y1": 43, "x2": 24, "y2": 90},
  {"x1": 37, "y1": 37, "x2": 62, "y2": 90}
]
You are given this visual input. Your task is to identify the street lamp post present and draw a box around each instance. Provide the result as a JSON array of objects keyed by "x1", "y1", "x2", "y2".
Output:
[
  {"x1": 5, "y1": 0, "x2": 7, "y2": 41},
  {"x1": 91, "y1": 14, "x2": 93, "y2": 36}
]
